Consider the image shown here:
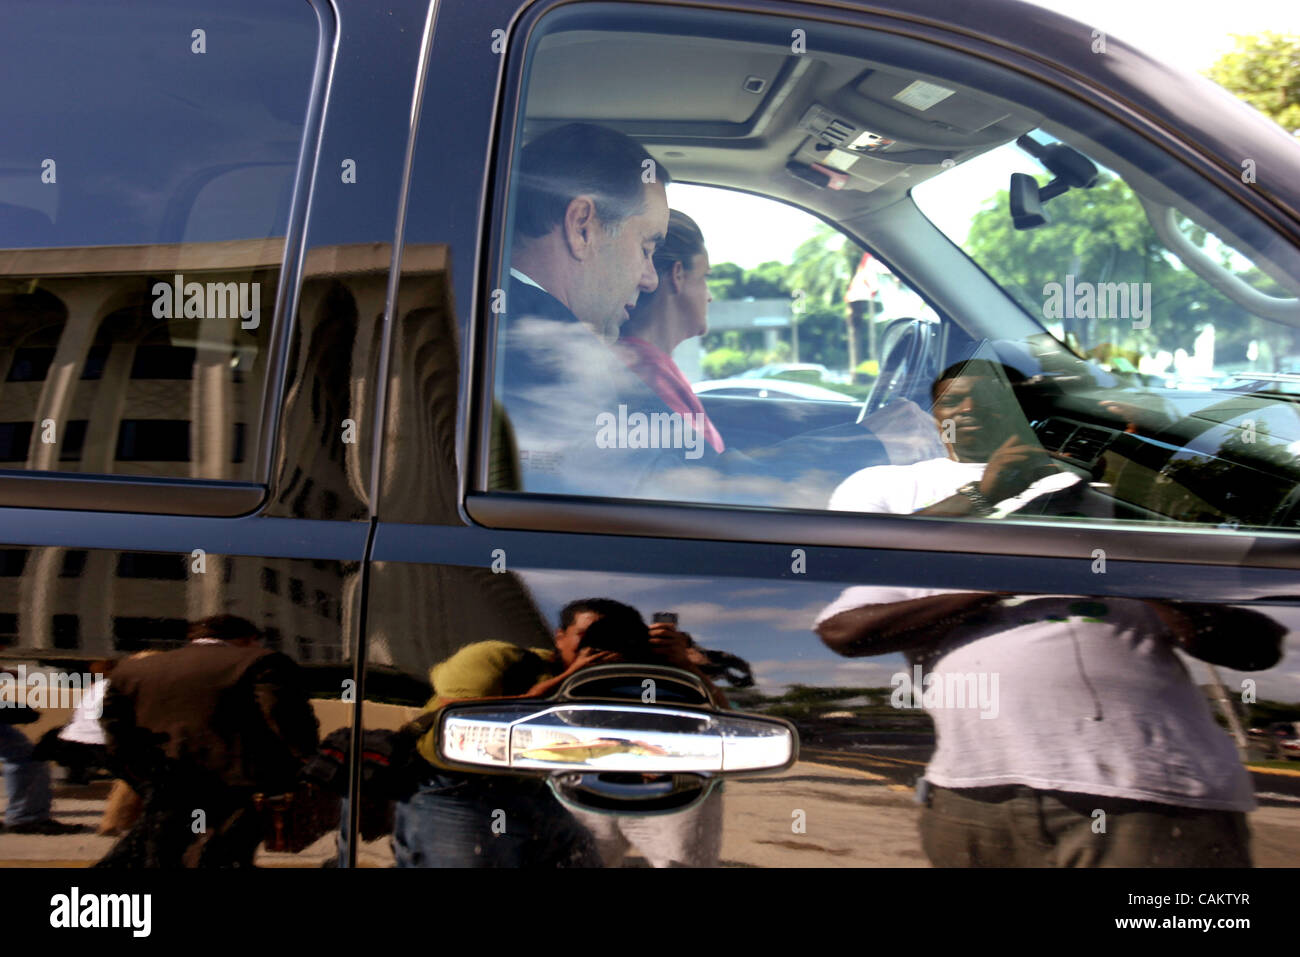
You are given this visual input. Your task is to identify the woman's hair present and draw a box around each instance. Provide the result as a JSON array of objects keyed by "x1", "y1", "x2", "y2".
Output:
[{"x1": 624, "y1": 209, "x2": 707, "y2": 333}]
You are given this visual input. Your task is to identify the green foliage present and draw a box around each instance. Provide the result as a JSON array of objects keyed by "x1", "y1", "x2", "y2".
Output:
[
  {"x1": 744, "y1": 260, "x2": 790, "y2": 298},
  {"x1": 700, "y1": 346, "x2": 750, "y2": 379},
  {"x1": 792, "y1": 306, "x2": 852, "y2": 369},
  {"x1": 1206, "y1": 32, "x2": 1300, "y2": 136},
  {"x1": 963, "y1": 173, "x2": 1296, "y2": 367},
  {"x1": 725, "y1": 687, "x2": 774, "y2": 708},
  {"x1": 765, "y1": 368, "x2": 821, "y2": 386},
  {"x1": 707, "y1": 260, "x2": 790, "y2": 300},
  {"x1": 787, "y1": 225, "x2": 864, "y2": 306},
  {"x1": 766, "y1": 341, "x2": 792, "y2": 364},
  {"x1": 1244, "y1": 699, "x2": 1300, "y2": 725},
  {"x1": 703, "y1": 226, "x2": 869, "y2": 374},
  {"x1": 706, "y1": 261, "x2": 743, "y2": 301},
  {"x1": 778, "y1": 684, "x2": 886, "y2": 703}
]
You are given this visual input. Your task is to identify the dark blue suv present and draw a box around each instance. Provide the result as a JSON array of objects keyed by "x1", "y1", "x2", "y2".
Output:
[{"x1": 1, "y1": 0, "x2": 1298, "y2": 872}]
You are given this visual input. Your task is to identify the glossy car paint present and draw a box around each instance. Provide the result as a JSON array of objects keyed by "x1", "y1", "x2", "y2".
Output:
[{"x1": 0, "y1": 0, "x2": 1296, "y2": 867}]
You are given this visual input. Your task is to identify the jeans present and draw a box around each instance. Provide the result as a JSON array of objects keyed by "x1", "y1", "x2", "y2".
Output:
[
  {"x1": 568, "y1": 784, "x2": 724, "y2": 867},
  {"x1": 0, "y1": 724, "x2": 53, "y2": 826},
  {"x1": 391, "y1": 771, "x2": 601, "y2": 868},
  {"x1": 919, "y1": 783, "x2": 1252, "y2": 867}
]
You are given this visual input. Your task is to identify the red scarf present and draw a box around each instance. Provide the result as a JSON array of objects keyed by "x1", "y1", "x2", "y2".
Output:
[{"x1": 616, "y1": 337, "x2": 725, "y2": 453}]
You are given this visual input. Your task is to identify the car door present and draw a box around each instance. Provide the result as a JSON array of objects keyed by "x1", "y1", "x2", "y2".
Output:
[
  {"x1": 357, "y1": 0, "x2": 1300, "y2": 869},
  {"x1": 0, "y1": 0, "x2": 434, "y2": 866}
]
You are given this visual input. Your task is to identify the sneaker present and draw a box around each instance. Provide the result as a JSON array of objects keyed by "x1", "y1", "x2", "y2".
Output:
[{"x1": 4, "y1": 819, "x2": 89, "y2": 835}]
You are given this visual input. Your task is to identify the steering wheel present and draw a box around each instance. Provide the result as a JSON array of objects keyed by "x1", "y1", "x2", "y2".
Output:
[{"x1": 859, "y1": 317, "x2": 940, "y2": 421}]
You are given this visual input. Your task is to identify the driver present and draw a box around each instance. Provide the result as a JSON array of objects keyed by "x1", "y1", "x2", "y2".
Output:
[{"x1": 829, "y1": 359, "x2": 1098, "y2": 516}]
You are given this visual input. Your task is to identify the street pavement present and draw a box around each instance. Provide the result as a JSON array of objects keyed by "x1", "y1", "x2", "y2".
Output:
[{"x1": 2, "y1": 760, "x2": 1297, "y2": 867}]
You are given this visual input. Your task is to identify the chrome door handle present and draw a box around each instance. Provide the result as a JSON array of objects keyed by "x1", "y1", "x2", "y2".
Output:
[{"x1": 438, "y1": 702, "x2": 797, "y2": 774}]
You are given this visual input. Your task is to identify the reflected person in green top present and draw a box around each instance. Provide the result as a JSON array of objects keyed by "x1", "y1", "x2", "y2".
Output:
[
  {"x1": 413, "y1": 603, "x2": 624, "y2": 766},
  {"x1": 397, "y1": 598, "x2": 712, "y2": 867}
]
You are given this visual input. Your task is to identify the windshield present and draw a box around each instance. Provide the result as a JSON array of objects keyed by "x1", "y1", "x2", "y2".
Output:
[{"x1": 912, "y1": 133, "x2": 1300, "y2": 397}]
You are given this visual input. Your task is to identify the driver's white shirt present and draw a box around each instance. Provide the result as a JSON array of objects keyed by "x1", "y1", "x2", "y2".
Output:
[{"x1": 829, "y1": 456, "x2": 1080, "y2": 516}]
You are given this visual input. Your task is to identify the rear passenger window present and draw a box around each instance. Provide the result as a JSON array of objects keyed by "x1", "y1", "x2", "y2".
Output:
[{"x1": 0, "y1": 0, "x2": 317, "y2": 482}]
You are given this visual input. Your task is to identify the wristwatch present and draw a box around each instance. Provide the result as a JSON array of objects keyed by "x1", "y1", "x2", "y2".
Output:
[{"x1": 956, "y1": 481, "x2": 994, "y2": 516}]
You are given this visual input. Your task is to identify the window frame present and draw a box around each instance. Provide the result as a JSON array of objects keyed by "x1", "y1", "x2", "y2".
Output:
[
  {"x1": 0, "y1": 0, "x2": 337, "y2": 518},
  {"x1": 462, "y1": 0, "x2": 1300, "y2": 573}
]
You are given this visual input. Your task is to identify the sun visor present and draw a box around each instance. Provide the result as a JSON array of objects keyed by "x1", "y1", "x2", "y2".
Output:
[{"x1": 855, "y1": 70, "x2": 1013, "y2": 138}]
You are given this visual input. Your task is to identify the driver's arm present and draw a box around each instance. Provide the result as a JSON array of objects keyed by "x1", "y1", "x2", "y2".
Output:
[
  {"x1": 817, "y1": 592, "x2": 1003, "y2": 656},
  {"x1": 914, "y1": 492, "x2": 985, "y2": 516},
  {"x1": 915, "y1": 435, "x2": 1056, "y2": 516}
]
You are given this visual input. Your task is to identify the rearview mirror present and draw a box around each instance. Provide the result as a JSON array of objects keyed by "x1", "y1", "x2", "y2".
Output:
[{"x1": 1010, "y1": 172, "x2": 1048, "y2": 229}]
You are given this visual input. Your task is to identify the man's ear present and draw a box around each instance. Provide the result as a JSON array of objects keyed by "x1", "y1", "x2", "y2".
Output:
[{"x1": 562, "y1": 195, "x2": 600, "y2": 260}]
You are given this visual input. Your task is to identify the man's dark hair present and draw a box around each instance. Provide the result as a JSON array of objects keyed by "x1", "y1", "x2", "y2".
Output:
[
  {"x1": 188, "y1": 614, "x2": 261, "y2": 644},
  {"x1": 931, "y1": 359, "x2": 1026, "y2": 401},
  {"x1": 513, "y1": 123, "x2": 670, "y2": 240},
  {"x1": 558, "y1": 598, "x2": 652, "y2": 661}
]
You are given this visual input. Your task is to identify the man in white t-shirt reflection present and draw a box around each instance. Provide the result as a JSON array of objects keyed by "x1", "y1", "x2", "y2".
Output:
[
  {"x1": 818, "y1": 360, "x2": 1283, "y2": 865},
  {"x1": 830, "y1": 359, "x2": 1091, "y2": 517}
]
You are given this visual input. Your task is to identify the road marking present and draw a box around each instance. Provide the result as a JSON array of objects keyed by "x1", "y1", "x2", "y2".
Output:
[
  {"x1": 797, "y1": 759, "x2": 889, "y2": 782},
  {"x1": 802, "y1": 747, "x2": 927, "y2": 768},
  {"x1": 1247, "y1": 764, "x2": 1300, "y2": 778}
]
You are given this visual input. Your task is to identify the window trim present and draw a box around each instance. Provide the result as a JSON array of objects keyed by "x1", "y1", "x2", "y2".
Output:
[
  {"x1": 0, "y1": 471, "x2": 264, "y2": 517},
  {"x1": 466, "y1": 491, "x2": 1300, "y2": 570}
]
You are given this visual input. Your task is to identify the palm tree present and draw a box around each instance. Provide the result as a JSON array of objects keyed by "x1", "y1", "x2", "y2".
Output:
[{"x1": 788, "y1": 225, "x2": 864, "y2": 374}]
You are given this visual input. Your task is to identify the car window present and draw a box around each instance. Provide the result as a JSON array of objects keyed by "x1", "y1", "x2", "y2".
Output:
[
  {"x1": 486, "y1": 7, "x2": 948, "y2": 509},
  {"x1": 913, "y1": 132, "x2": 1300, "y2": 530},
  {"x1": 0, "y1": 0, "x2": 317, "y2": 482},
  {"x1": 654, "y1": 184, "x2": 931, "y2": 398},
  {"x1": 913, "y1": 136, "x2": 1300, "y2": 390},
  {"x1": 484, "y1": 2, "x2": 1300, "y2": 533}
]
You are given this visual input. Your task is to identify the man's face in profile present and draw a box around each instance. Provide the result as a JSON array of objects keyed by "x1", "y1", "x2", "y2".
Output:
[
  {"x1": 554, "y1": 610, "x2": 602, "y2": 667},
  {"x1": 932, "y1": 374, "x2": 1020, "y2": 459},
  {"x1": 574, "y1": 180, "x2": 668, "y2": 341}
]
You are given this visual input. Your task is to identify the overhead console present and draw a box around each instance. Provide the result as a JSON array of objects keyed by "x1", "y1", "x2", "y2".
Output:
[{"x1": 783, "y1": 66, "x2": 1037, "y2": 193}]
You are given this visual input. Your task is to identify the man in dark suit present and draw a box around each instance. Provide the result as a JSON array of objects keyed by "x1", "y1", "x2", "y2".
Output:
[
  {"x1": 507, "y1": 122, "x2": 668, "y2": 346},
  {"x1": 97, "y1": 615, "x2": 319, "y2": 867},
  {"x1": 497, "y1": 124, "x2": 772, "y2": 501},
  {"x1": 497, "y1": 122, "x2": 678, "y2": 495}
]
